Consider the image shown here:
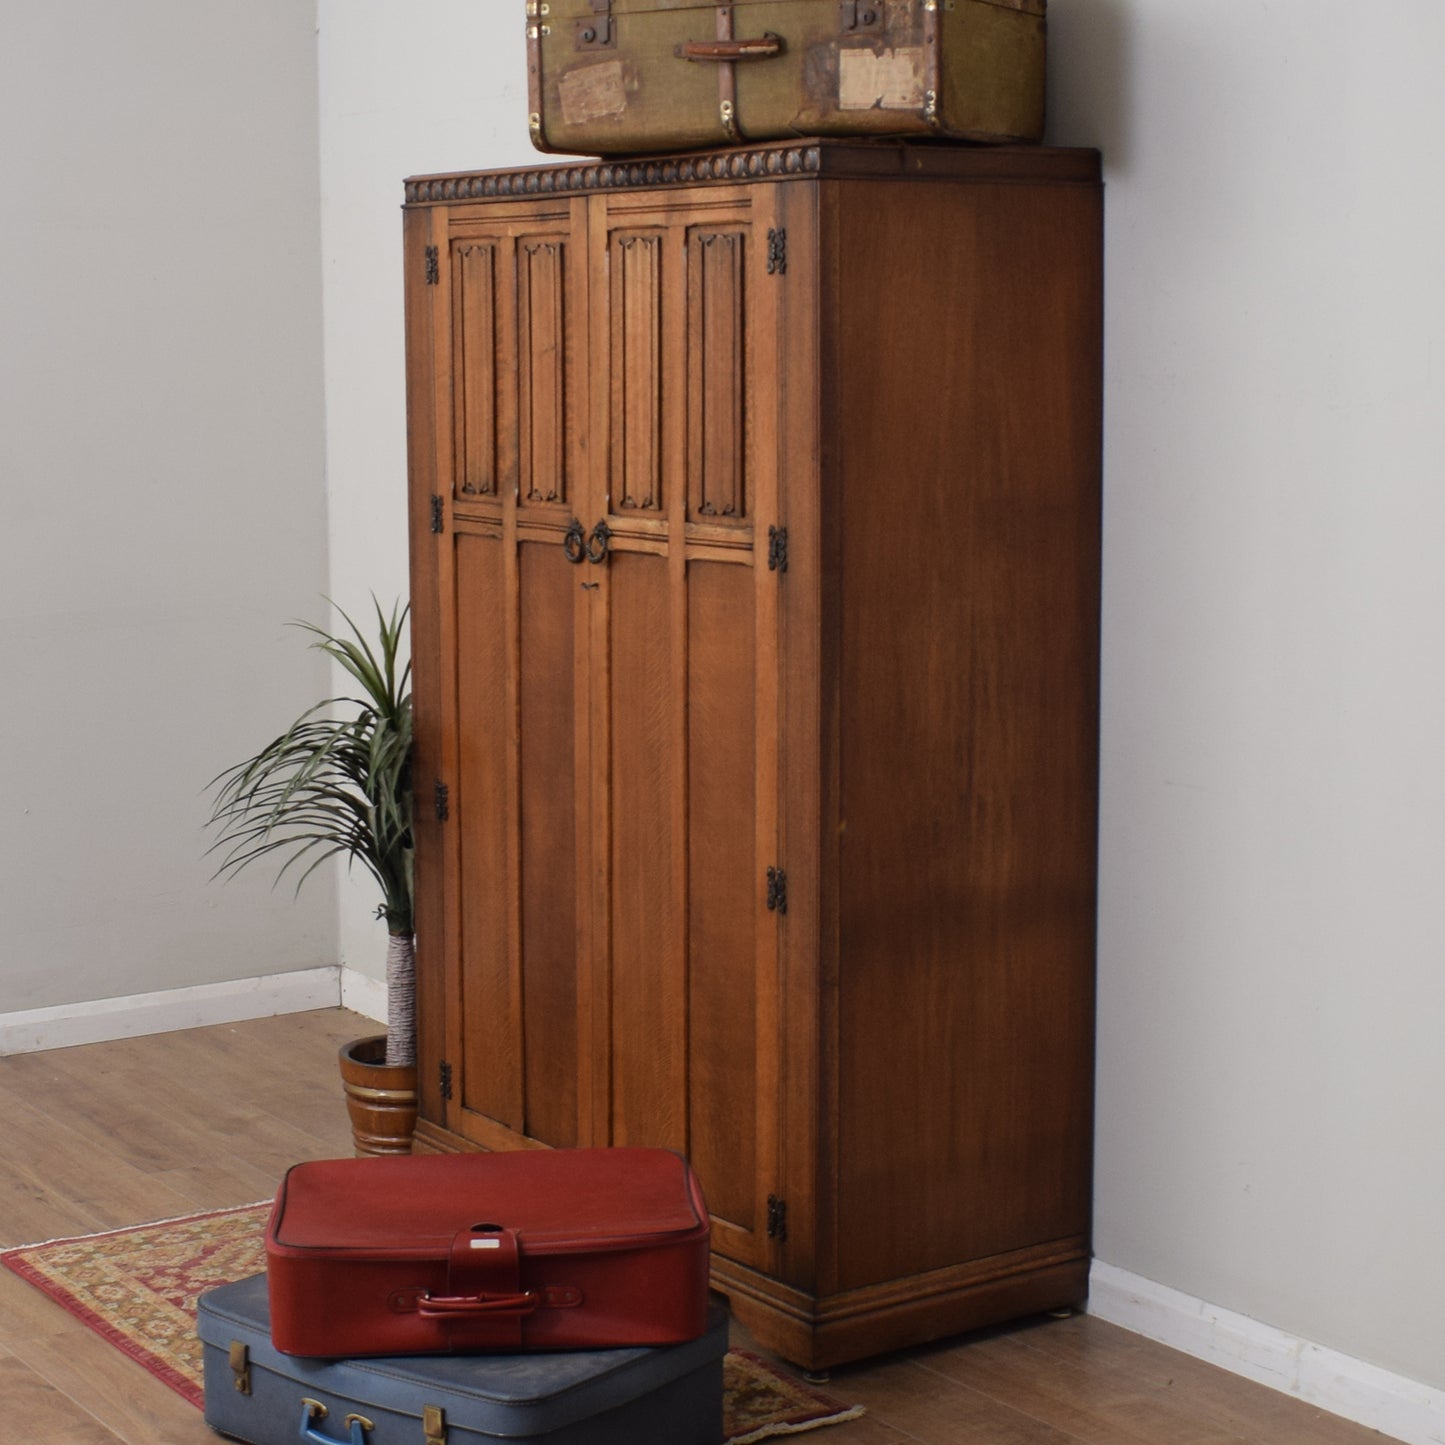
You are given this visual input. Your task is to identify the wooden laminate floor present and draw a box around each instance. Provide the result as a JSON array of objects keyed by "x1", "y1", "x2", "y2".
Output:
[{"x1": 0, "y1": 1009, "x2": 1384, "y2": 1444}]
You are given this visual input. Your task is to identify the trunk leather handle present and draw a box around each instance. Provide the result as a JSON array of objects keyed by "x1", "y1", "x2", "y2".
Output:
[{"x1": 678, "y1": 33, "x2": 783, "y2": 62}]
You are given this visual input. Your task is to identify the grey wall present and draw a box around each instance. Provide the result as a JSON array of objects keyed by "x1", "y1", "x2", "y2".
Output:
[
  {"x1": 316, "y1": 0, "x2": 542, "y2": 976},
  {"x1": 1050, "y1": 0, "x2": 1445, "y2": 1396},
  {"x1": 0, "y1": 2, "x2": 333, "y2": 1012}
]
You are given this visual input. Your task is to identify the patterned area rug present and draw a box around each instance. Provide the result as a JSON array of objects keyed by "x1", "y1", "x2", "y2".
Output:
[{"x1": 2, "y1": 1203, "x2": 862, "y2": 1443}]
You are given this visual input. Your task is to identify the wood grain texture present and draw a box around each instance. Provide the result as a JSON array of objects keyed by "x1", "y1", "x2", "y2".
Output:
[
  {"x1": 688, "y1": 226, "x2": 748, "y2": 522},
  {"x1": 403, "y1": 202, "x2": 447, "y2": 1129},
  {"x1": 518, "y1": 237, "x2": 571, "y2": 506},
  {"x1": 610, "y1": 230, "x2": 666, "y2": 513},
  {"x1": 455, "y1": 529, "x2": 522, "y2": 1132},
  {"x1": 774, "y1": 174, "x2": 825, "y2": 1293},
  {"x1": 453, "y1": 240, "x2": 499, "y2": 496},
  {"x1": 903, "y1": 1311, "x2": 1392, "y2": 1445},
  {"x1": 517, "y1": 540, "x2": 582, "y2": 1147},
  {"x1": 606, "y1": 548, "x2": 685, "y2": 1149},
  {"x1": 828, "y1": 174, "x2": 1101, "y2": 1293},
  {"x1": 0, "y1": 1350, "x2": 137, "y2": 1443},
  {"x1": 686, "y1": 558, "x2": 759, "y2": 1232}
]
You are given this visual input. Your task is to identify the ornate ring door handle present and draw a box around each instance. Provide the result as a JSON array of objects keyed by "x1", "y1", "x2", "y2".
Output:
[
  {"x1": 586, "y1": 520, "x2": 611, "y2": 564},
  {"x1": 563, "y1": 518, "x2": 587, "y2": 563}
]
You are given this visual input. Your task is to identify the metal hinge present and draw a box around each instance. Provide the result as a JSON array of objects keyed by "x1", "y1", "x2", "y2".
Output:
[
  {"x1": 766, "y1": 866, "x2": 788, "y2": 915},
  {"x1": 767, "y1": 227, "x2": 787, "y2": 276},
  {"x1": 766, "y1": 1194, "x2": 788, "y2": 1241},
  {"x1": 434, "y1": 780, "x2": 450, "y2": 821},
  {"x1": 425, "y1": 245, "x2": 440, "y2": 285},
  {"x1": 431, "y1": 494, "x2": 445, "y2": 533},
  {"x1": 767, "y1": 525, "x2": 788, "y2": 573},
  {"x1": 439, "y1": 1060, "x2": 454, "y2": 1101}
]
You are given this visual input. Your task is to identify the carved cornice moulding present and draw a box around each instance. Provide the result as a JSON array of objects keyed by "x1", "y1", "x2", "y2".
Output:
[
  {"x1": 403, "y1": 144, "x2": 1099, "y2": 206},
  {"x1": 405, "y1": 144, "x2": 823, "y2": 205}
]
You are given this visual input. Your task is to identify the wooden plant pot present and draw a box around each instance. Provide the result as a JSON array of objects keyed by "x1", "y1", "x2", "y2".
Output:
[{"x1": 339, "y1": 1035, "x2": 418, "y2": 1157}]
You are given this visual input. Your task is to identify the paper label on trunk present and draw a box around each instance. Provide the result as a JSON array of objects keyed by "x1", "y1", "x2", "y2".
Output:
[
  {"x1": 559, "y1": 60, "x2": 629, "y2": 126},
  {"x1": 837, "y1": 47, "x2": 927, "y2": 111}
]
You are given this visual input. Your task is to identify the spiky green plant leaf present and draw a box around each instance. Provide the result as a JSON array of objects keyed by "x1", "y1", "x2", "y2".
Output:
[{"x1": 205, "y1": 599, "x2": 414, "y2": 937}]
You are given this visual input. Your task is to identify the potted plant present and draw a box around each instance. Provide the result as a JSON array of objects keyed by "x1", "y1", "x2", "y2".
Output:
[{"x1": 205, "y1": 598, "x2": 418, "y2": 1155}]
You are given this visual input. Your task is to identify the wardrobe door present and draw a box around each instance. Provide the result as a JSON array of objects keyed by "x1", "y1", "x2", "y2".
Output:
[
  {"x1": 427, "y1": 201, "x2": 594, "y2": 1153},
  {"x1": 584, "y1": 186, "x2": 784, "y2": 1270}
]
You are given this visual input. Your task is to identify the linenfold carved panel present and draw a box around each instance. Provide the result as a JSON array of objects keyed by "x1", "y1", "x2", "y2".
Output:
[
  {"x1": 518, "y1": 239, "x2": 569, "y2": 506},
  {"x1": 687, "y1": 229, "x2": 748, "y2": 523},
  {"x1": 610, "y1": 232, "x2": 665, "y2": 514},
  {"x1": 452, "y1": 243, "x2": 498, "y2": 496}
]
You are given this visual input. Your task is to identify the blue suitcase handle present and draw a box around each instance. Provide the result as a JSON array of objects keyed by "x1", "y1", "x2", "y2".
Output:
[{"x1": 299, "y1": 1398, "x2": 372, "y2": 1444}]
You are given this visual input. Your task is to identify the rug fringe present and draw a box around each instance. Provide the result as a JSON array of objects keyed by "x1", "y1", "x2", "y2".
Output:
[
  {"x1": 728, "y1": 1405, "x2": 867, "y2": 1445},
  {"x1": 0, "y1": 1201, "x2": 270, "y2": 1259}
]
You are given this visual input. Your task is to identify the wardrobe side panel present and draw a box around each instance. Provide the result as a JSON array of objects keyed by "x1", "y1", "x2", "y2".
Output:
[{"x1": 831, "y1": 175, "x2": 1102, "y2": 1291}]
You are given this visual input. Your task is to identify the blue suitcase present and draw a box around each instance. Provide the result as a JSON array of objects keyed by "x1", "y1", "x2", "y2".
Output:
[{"x1": 198, "y1": 1273, "x2": 726, "y2": 1445}]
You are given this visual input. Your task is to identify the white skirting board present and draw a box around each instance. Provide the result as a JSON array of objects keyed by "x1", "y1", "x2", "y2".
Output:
[
  {"x1": 0, "y1": 967, "x2": 387, "y2": 1056},
  {"x1": 1089, "y1": 1261, "x2": 1445, "y2": 1445},
  {"x1": 338, "y1": 967, "x2": 387, "y2": 1028}
]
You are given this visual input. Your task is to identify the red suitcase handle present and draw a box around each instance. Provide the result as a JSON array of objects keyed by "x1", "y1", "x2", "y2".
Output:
[{"x1": 417, "y1": 1289, "x2": 541, "y2": 1317}]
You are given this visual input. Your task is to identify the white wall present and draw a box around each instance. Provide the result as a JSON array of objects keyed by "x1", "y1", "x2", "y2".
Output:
[
  {"x1": 0, "y1": 3, "x2": 332, "y2": 1013},
  {"x1": 1050, "y1": 0, "x2": 1445, "y2": 1398},
  {"x1": 316, "y1": 0, "x2": 546, "y2": 977}
]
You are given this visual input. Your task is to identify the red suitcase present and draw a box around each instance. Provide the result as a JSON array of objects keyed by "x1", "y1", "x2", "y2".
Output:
[{"x1": 265, "y1": 1147, "x2": 711, "y2": 1357}]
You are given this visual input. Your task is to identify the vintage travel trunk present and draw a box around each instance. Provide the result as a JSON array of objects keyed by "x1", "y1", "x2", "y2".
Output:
[
  {"x1": 265, "y1": 1149, "x2": 711, "y2": 1357},
  {"x1": 526, "y1": 0, "x2": 1046, "y2": 154},
  {"x1": 199, "y1": 1273, "x2": 728, "y2": 1445}
]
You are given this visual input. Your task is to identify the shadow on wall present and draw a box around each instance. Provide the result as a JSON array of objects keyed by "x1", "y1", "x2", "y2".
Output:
[{"x1": 1046, "y1": 0, "x2": 1130, "y2": 163}]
